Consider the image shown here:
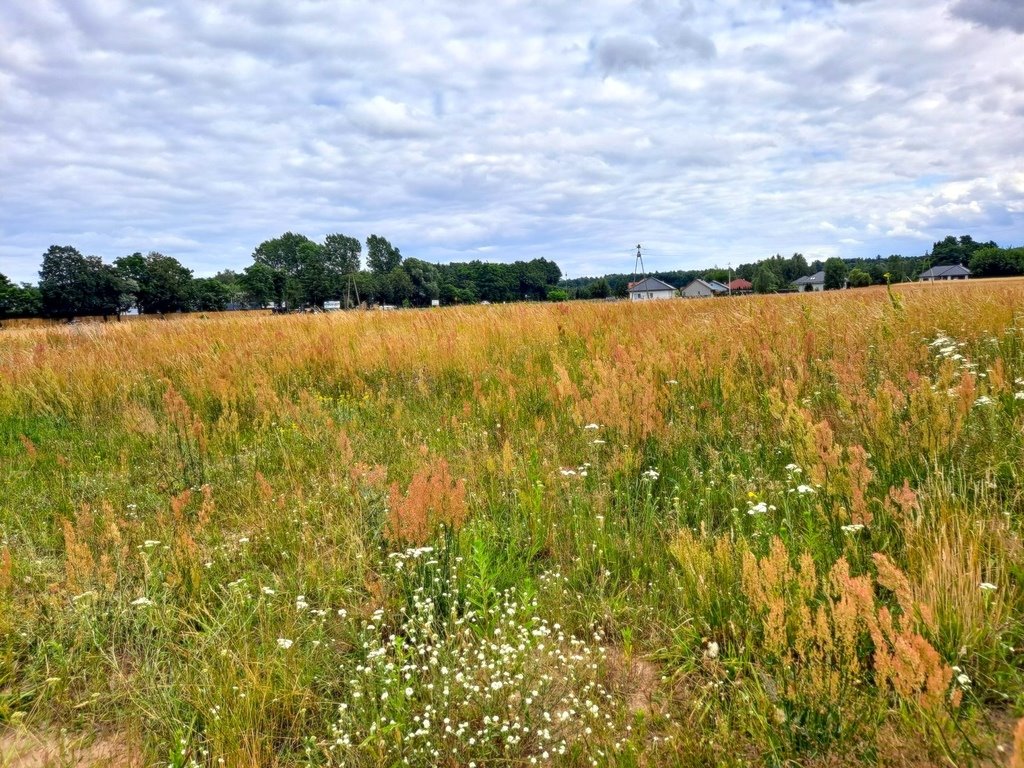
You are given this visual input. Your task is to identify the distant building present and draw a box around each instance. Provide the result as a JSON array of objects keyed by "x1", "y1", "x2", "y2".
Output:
[
  {"x1": 629, "y1": 277, "x2": 676, "y2": 301},
  {"x1": 792, "y1": 271, "x2": 826, "y2": 292},
  {"x1": 681, "y1": 278, "x2": 728, "y2": 298},
  {"x1": 727, "y1": 278, "x2": 753, "y2": 294},
  {"x1": 919, "y1": 264, "x2": 971, "y2": 281}
]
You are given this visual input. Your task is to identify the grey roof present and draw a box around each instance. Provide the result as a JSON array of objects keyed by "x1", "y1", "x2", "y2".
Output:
[
  {"x1": 792, "y1": 270, "x2": 825, "y2": 286},
  {"x1": 919, "y1": 264, "x2": 971, "y2": 279},
  {"x1": 683, "y1": 278, "x2": 727, "y2": 294},
  {"x1": 630, "y1": 276, "x2": 676, "y2": 293}
]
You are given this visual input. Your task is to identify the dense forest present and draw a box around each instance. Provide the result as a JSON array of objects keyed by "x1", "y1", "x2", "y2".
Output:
[{"x1": 1, "y1": 233, "x2": 1021, "y2": 321}]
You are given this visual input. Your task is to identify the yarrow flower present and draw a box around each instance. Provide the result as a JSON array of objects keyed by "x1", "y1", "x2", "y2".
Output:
[
  {"x1": 841, "y1": 524, "x2": 865, "y2": 533},
  {"x1": 974, "y1": 395, "x2": 994, "y2": 407},
  {"x1": 980, "y1": 582, "x2": 997, "y2": 591},
  {"x1": 641, "y1": 468, "x2": 660, "y2": 481},
  {"x1": 747, "y1": 501, "x2": 768, "y2": 515},
  {"x1": 130, "y1": 596, "x2": 154, "y2": 607},
  {"x1": 276, "y1": 638, "x2": 294, "y2": 650}
]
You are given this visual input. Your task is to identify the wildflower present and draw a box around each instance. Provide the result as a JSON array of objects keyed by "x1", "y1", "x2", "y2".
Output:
[
  {"x1": 641, "y1": 468, "x2": 659, "y2": 481},
  {"x1": 131, "y1": 596, "x2": 154, "y2": 607},
  {"x1": 296, "y1": 595, "x2": 309, "y2": 611},
  {"x1": 747, "y1": 501, "x2": 768, "y2": 515},
  {"x1": 142, "y1": 540, "x2": 160, "y2": 548},
  {"x1": 261, "y1": 586, "x2": 276, "y2": 596},
  {"x1": 1015, "y1": 392, "x2": 1024, "y2": 400},
  {"x1": 237, "y1": 537, "x2": 249, "y2": 544},
  {"x1": 795, "y1": 484, "x2": 814, "y2": 494},
  {"x1": 980, "y1": 582, "x2": 997, "y2": 591},
  {"x1": 956, "y1": 672, "x2": 971, "y2": 687},
  {"x1": 583, "y1": 423, "x2": 600, "y2": 430},
  {"x1": 405, "y1": 687, "x2": 414, "y2": 697},
  {"x1": 974, "y1": 395, "x2": 994, "y2": 407},
  {"x1": 784, "y1": 463, "x2": 801, "y2": 474},
  {"x1": 559, "y1": 469, "x2": 577, "y2": 477},
  {"x1": 276, "y1": 638, "x2": 294, "y2": 650},
  {"x1": 841, "y1": 524, "x2": 865, "y2": 533},
  {"x1": 704, "y1": 641, "x2": 719, "y2": 660},
  {"x1": 667, "y1": 379, "x2": 679, "y2": 385}
]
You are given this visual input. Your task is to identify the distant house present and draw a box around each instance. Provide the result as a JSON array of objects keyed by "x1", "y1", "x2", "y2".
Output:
[
  {"x1": 792, "y1": 271, "x2": 826, "y2": 292},
  {"x1": 919, "y1": 264, "x2": 971, "y2": 281},
  {"x1": 681, "y1": 278, "x2": 728, "y2": 298},
  {"x1": 727, "y1": 278, "x2": 753, "y2": 294},
  {"x1": 629, "y1": 277, "x2": 676, "y2": 301}
]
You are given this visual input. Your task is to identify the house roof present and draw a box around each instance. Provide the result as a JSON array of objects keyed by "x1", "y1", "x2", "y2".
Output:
[
  {"x1": 727, "y1": 278, "x2": 753, "y2": 290},
  {"x1": 792, "y1": 271, "x2": 825, "y2": 286},
  {"x1": 684, "y1": 278, "x2": 727, "y2": 293},
  {"x1": 920, "y1": 264, "x2": 971, "y2": 279},
  {"x1": 629, "y1": 276, "x2": 676, "y2": 293}
]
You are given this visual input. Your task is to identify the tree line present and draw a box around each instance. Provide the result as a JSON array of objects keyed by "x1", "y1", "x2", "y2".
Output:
[{"x1": 0, "y1": 233, "x2": 563, "y2": 320}]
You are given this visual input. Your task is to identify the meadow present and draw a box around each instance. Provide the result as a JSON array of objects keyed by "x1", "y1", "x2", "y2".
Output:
[{"x1": 1, "y1": 283, "x2": 1023, "y2": 766}]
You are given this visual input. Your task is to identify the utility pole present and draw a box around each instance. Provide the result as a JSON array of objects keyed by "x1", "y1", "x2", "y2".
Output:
[{"x1": 632, "y1": 244, "x2": 646, "y2": 286}]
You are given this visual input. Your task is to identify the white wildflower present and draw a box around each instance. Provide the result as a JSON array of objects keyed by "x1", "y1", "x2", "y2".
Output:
[
  {"x1": 705, "y1": 641, "x2": 719, "y2": 660},
  {"x1": 276, "y1": 638, "x2": 293, "y2": 650},
  {"x1": 841, "y1": 524, "x2": 865, "y2": 533},
  {"x1": 641, "y1": 468, "x2": 660, "y2": 481},
  {"x1": 980, "y1": 582, "x2": 997, "y2": 591},
  {"x1": 131, "y1": 596, "x2": 154, "y2": 607}
]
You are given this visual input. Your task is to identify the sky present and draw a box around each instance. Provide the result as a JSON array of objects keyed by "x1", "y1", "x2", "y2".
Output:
[{"x1": 2, "y1": 0, "x2": 1023, "y2": 283}]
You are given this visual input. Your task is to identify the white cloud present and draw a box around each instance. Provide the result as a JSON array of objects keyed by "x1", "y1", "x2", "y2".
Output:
[{"x1": 0, "y1": 0, "x2": 1022, "y2": 283}]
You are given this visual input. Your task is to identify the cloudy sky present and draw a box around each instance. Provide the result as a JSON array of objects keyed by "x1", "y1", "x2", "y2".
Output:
[{"x1": 2, "y1": 0, "x2": 1023, "y2": 282}]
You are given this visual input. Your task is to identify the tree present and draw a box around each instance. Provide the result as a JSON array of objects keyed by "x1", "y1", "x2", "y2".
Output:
[
  {"x1": 252, "y1": 232, "x2": 316, "y2": 307},
  {"x1": 240, "y1": 263, "x2": 277, "y2": 308},
  {"x1": 39, "y1": 245, "x2": 90, "y2": 319},
  {"x1": 323, "y1": 234, "x2": 362, "y2": 276},
  {"x1": 116, "y1": 252, "x2": 193, "y2": 313},
  {"x1": 0, "y1": 276, "x2": 42, "y2": 319},
  {"x1": 968, "y1": 246, "x2": 1024, "y2": 277},
  {"x1": 402, "y1": 258, "x2": 441, "y2": 306},
  {"x1": 295, "y1": 241, "x2": 332, "y2": 307},
  {"x1": 752, "y1": 266, "x2": 778, "y2": 294},
  {"x1": 587, "y1": 278, "x2": 610, "y2": 299},
  {"x1": 930, "y1": 234, "x2": 996, "y2": 265},
  {"x1": 39, "y1": 245, "x2": 127, "y2": 320},
  {"x1": 379, "y1": 267, "x2": 414, "y2": 306},
  {"x1": 547, "y1": 288, "x2": 569, "y2": 301},
  {"x1": 366, "y1": 235, "x2": 402, "y2": 274},
  {"x1": 192, "y1": 278, "x2": 232, "y2": 312},
  {"x1": 823, "y1": 258, "x2": 848, "y2": 290},
  {"x1": 847, "y1": 268, "x2": 872, "y2": 288}
]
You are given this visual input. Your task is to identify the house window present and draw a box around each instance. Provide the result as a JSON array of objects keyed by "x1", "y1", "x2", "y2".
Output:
[{"x1": 648, "y1": 292, "x2": 653, "y2": 298}]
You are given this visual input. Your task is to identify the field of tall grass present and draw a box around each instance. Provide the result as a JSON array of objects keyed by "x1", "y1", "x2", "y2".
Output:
[{"x1": 2, "y1": 283, "x2": 1023, "y2": 766}]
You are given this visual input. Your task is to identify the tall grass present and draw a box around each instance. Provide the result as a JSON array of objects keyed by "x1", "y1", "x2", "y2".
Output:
[{"x1": 0, "y1": 283, "x2": 1022, "y2": 765}]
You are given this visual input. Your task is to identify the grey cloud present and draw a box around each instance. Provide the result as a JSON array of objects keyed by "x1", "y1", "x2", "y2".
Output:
[
  {"x1": 951, "y1": 0, "x2": 1024, "y2": 32},
  {"x1": 592, "y1": 34, "x2": 658, "y2": 72}
]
